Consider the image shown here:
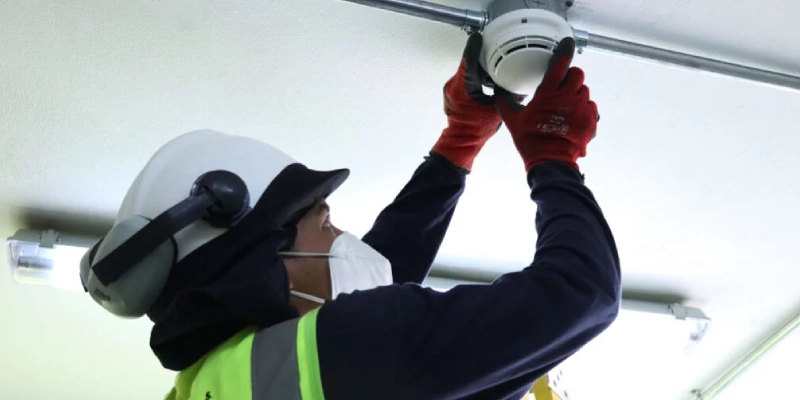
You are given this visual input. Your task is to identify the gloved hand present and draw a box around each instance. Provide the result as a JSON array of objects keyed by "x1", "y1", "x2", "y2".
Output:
[
  {"x1": 431, "y1": 33, "x2": 501, "y2": 172},
  {"x1": 496, "y1": 37, "x2": 599, "y2": 172}
]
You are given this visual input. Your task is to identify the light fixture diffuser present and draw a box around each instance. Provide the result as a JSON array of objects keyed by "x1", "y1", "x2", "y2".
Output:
[{"x1": 6, "y1": 229, "x2": 96, "y2": 291}]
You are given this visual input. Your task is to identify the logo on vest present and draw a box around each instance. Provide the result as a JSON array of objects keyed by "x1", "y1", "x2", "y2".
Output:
[{"x1": 205, "y1": 392, "x2": 213, "y2": 400}]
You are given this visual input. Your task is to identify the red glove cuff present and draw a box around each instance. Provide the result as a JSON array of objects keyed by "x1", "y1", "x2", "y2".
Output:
[{"x1": 520, "y1": 143, "x2": 581, "y2": 172}]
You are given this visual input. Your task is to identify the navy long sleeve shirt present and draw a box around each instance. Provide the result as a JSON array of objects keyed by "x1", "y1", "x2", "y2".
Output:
[{"x1": 316, "y1": 155, "x2": 621, "y2": 399}]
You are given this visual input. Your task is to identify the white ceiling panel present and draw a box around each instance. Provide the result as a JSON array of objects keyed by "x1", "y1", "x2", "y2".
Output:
[{"x1": 2, "y1": 0, "x2": 800, "y2": 398}]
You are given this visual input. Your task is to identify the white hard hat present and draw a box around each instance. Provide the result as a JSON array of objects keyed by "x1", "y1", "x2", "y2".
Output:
[{"x1": 80, "y1": 130, "x2": 349, "y2": 318}]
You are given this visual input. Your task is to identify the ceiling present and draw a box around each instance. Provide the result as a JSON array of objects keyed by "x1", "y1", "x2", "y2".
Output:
[{"x1": 2, "y1": 0, "x2": 800, "y2": 399}]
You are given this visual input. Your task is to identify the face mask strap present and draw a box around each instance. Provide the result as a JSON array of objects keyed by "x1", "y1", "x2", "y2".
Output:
[
  {"x1": 281, "y1": 252, "x2": 336, "y2": 306},
  {"x1": 278, "y1": 251, "x2": 329, "y2": 257},
  {"x1": 290, "y1": 290, "x2": 326, "y2": 304},
  {"x1": 279, "y1": 251, "x2": 347, "y2": 259}
]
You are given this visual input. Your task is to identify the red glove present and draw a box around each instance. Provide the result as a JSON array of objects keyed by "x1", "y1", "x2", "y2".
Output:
[
  {"x1": 496, "y1": 37, "x2": 599, "y2": 172},
  {"x1": 431, "y1": 33, "x2": 502, "y2": 172}
]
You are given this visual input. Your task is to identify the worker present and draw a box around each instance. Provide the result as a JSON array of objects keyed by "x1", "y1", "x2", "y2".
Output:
[{"x1": 79, "y1": 34, "x2": 620, "y2": 400}]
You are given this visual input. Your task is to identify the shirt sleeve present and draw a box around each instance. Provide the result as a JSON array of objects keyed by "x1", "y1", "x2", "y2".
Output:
[
  {"x1": 315, "y1": 161, "x2": 622, "y2": 400},
  {"x1": 361, "y1": 152, "x2": 467, "y2": 285}
]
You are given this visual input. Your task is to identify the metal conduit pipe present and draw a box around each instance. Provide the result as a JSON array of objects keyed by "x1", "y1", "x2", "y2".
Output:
[
  {"x1": 574, "y1": 30, "x2": 800, "y2": 93},
  {"x1": 339, "y1": 0, "x2": 800, "y2": 93},
  {"x1": 340, "y1": 0, "x2": 487, "y2": 31}
]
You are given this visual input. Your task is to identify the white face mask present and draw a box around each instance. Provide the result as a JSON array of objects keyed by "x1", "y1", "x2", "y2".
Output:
[{"x1": 279, "y1": 232, "x2": 393, "y2": 304}]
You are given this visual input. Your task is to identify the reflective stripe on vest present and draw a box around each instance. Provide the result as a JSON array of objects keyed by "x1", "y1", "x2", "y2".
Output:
[
  {"x1": 296, "y1": 308, "x2": 324, "y2": 400},
  {"x1": 166, "y1": 308, "x2": 325, "y2": 400}
]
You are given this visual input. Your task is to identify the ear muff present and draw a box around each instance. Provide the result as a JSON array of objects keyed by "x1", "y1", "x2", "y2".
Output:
[
  {"x1": 191, "y1": 170, "x2": 250, "y2": 228},
  {"x1": 80, "y1": 170, "x2": 250, "y2": 317},
  {"x1": 80, "y1": 216, "x2": 177, "y2": 317}
]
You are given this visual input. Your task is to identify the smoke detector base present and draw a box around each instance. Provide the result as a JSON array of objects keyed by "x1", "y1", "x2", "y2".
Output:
[{"x1": 480, "y1": 8, "x2": 573, "y2": 94}]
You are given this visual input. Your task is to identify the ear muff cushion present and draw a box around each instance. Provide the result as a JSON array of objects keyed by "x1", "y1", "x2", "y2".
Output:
[
  {"x1": 84, "y1": 216, "x2": 177, "y2": 318},
  {"x1": 80, "y1": 240, "x2": 101, "y2": 291}
]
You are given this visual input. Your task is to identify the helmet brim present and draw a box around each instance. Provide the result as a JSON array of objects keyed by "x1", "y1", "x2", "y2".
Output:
[{"x1": 251, "y1": 163, "x2": 350, "y2": 228}]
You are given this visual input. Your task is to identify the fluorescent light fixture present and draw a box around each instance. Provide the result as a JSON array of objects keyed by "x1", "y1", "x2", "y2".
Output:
[
  {"x1": 8, "y1": 230, "x2": 710, "y2": 345},
  {"x1": 692, "y1": 307, "x2": 800, "y2": 400},
  {"x1": 622, "y1": 299, "x2": 711, "y2": 350},
  {"x1": 544, "y1": 306, "x2": 710, "y2": 400},
  {"x1": 423, "y1": 276, "x2": 470, "y2": 292},
  {"x1": 6, "y1": 229, "x2": 96, "y2": 291},
  {"x1": 708, "y1": 318, "x2": 800, "y2": 399}
]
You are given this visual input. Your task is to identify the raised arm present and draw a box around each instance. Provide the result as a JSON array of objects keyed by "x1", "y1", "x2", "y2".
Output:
[
  {"x1": 308, "y1": 161, "x2": 620, "y2": 400},
  {"x1": 362, "y1": 33, "x2": 504, "y2": 285},
  {"x1": 302, "y1": 37, "x2": 619, "y2": 400},
  {"x1": 361, "y1": 153, "x2": 466, "y2": 284}
]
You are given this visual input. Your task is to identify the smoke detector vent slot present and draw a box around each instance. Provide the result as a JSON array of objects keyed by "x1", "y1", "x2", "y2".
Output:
[{"x1": 492, "y1": 36, "x2": 556, "y2": 71}]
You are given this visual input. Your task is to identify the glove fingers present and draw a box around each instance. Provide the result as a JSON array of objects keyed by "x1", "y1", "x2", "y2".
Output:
[
  {"x1": 495, "y1": 86, "x2": 525, "y2": 119},
  {"x1": 461, "y1": 34, "x2": 495, "y2": 106},
  {"x1": 588, "y1": 100, "x2": 599, "y2": 139},
  {"x1": 577, "y1": 84, "x2": 590, "y2": 103},
  {"x1": 462, "y1": 32, "x2": 483, "y2": 61},
  {"x1": 442, "y1": 80, "x2": 453, "y2": 114},
  {"x1": 541, "y1": 37, "x2": 576, "y2": 91},
  {"x1": 577, "y1": 85, "x2": 597, "y2": 139},
  {"x1": 563, "y1": 67, "x2": 585, "y2": 93},
  {"x1": 588, "y1": 100, "x2": 599, "y2": 121}
]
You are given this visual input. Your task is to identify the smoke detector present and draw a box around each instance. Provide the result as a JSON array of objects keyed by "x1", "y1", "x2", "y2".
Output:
[{"x1": 480, "y1": 1, "x2": 573, "y2": 94}]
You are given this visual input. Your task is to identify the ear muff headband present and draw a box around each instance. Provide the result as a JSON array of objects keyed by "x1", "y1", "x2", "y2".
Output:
[{"x1": 91, "y1": 170, "x2": 250, "y2": 286}]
